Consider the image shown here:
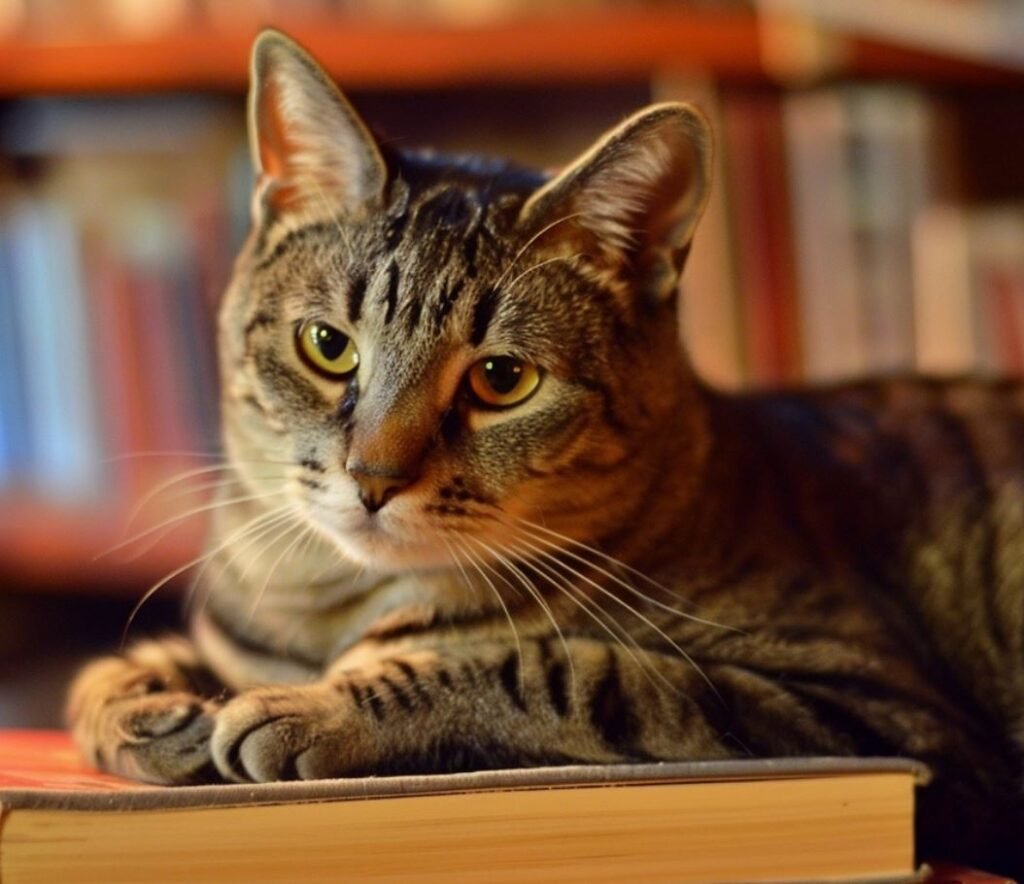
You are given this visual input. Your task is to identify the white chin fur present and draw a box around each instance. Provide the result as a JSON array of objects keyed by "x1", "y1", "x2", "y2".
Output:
[{"x1": 313, "y1": 510, "x2": 455, "y2": 572}]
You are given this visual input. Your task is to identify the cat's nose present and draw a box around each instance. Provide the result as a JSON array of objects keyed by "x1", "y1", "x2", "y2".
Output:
[{"x1": 347, "y1": 464, "x2": 413, "y2": 513}]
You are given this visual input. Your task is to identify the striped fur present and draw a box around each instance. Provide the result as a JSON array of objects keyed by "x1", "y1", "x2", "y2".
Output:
[{"x1": 68, "y1": 31, "x2": 1024, "y2": 874}]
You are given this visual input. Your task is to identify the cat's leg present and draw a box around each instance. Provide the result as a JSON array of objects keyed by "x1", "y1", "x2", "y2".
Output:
[
  {"x1": 209, "y1": 637, "x2": 742, "y2": 783},
  {"x1": 67, "y1": 635, "x2": 226, "y2": 784}
]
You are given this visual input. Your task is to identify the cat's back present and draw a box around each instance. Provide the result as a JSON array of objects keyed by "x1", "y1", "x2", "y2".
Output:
[{"x1": 735, "y1": 374, "x2": 1024, "y2": 724}]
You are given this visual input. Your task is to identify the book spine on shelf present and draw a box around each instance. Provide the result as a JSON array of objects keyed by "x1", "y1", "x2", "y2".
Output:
[
  {"x1": 783, "y1": 87, "x2": 867, "y2": 382},
  {"x1": 5, "y1": 199, "x2": 103, "y2": 502},
  {"x1": 912, "y1": 204, "x2": 977, "y2": 375},
  {"x1": 722, "y1": 91, "x2": 801, "y2": 385},
  {"x1": 844, "y1": 87, "x2": 931, "y2": 375}
]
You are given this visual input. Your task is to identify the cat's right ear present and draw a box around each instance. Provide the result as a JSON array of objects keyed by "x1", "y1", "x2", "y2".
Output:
[{"x1": 248, "y1": 30, "x2": 388, "y2": 224}]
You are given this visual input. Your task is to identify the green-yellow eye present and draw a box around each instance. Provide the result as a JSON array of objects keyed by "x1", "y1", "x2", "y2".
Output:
[
  {"x1": 297, "y1": 320, "x2": 359, "y2": 379},
  {"x1": 467, "y1": 357, "x2": 541, "y2": 408}
]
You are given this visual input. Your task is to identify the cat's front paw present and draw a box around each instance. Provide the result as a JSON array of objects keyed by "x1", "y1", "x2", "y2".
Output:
[
  {"x1": 69, "y1": 654, "x2": 222, "y2": 785},
  {"x1": 211, "y1": 684, "x2": 359, "y2": 783},
  {"x1": 108, "y1": 694, "x2": 220, "y2": 784}
]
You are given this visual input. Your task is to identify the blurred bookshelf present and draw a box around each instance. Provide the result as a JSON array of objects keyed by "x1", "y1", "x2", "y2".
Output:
[
  {"x1": 0, "y1": 0, "x2": 1023, "y2": 594},
  {"x1": 0, "y1": 7, "x2": 1022, "y2": 95}
]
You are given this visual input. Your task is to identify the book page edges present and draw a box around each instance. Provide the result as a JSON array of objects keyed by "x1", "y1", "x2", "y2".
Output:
[{"x1": 0, "y1": 756, "x2": 928, "y2": 813}]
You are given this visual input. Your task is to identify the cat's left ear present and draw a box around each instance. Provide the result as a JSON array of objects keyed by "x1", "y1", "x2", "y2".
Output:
[
  {"x1": 519, "y1": 103, "x2": 712, "y2": 302},
  {"x1": 248, "y1": 29, "x2": 388, "y2": 222}
]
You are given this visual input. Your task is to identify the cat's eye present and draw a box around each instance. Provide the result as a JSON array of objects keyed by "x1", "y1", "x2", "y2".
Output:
[
  {"x1": 467, "y1": 357, "x2": 541, "y2": 408},
  {"x1": 297, "y1": 320, "x2": 359, "y2": 379}
]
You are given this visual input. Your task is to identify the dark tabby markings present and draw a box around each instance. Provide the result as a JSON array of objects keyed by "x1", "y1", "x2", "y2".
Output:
[
  {"x1": 379, "y1": 675, "x2": 414, "y2": 712},
  {"x1": 927, "y1": 408, "x2": 1003, "y2": 648},
  {"x1": 337, "y1": 378, "x2": 359, "y2": 422},
  {"x1": 437, "y1": 668, "x2": 454, "y2": 690},
  {"x1": 244, "y1": 311, "x2": 276, "y2": 339},
  {"x1": 781, "y1": 682, "x2": 902, "y2": 757},
  {"x1": 589, "y1": 650, "x2": 639, "y2": 751},
  {"x1": 253, "y1": 350, "x2": 325, "y2": 413},
  {"x1": 426, "y1": 503, "x2": 469, "y2": 517},
  {"x1": 470, "y1": 286, "x2": 500, "y2": 346},
  {"x1": 439, "y1": 407, "x2": 460, "y2": 445},
  {"x1": 385, "y1": 212, "x2": 407, "y2": 251},
  {"x1": 462, "y1": 235, "x2": 479, "y2": 276},
  {"x1": 438, "y1": 483, "x2": 486, "y2": 504},
  {"x1": 346, "y1": 682, "x2": 366, "y2": 710},
  {"x1": 296, "y1": 476, "x2": 323, "y2": 491},
  {"x1": 365, "y1": 689, "x2": 387, "y2": 722},
  {"x1": 434, "y1": 279, "x2": 464, "y2": 330},
  {"x1": 545, "y1": 659, "x2": 570, "y2": 717},
  {"x1": 255, "y1": 221, "x2": 333, "y2": 272},
  {"x1": 498, "y1": 651, "x2": 527, "y2": 711},
  {"x1": 459, "y1": 660, "x2": 478, "y2": 686},
  {"x1": 383, "y1": 261, "x2": 400, "y2": 324},
  {"x1": 299, "y1": 457, "x2": 326, "y2": 473},
  {"x1": 347, "y1": 275, "x2": 367, "y2": 324},
  {"x1": 575, "y1": 376, "x2": 627, "y2": 435},
  {"x1": 438, "y1": 189, "x2": 472, "y2": 227},
  {"x1": 241, "y1": 394, "x2": 267, "y2": 415},
  {"x1": 391, "y1": 660, "x2": 433, "y2": 709},
  {"x1": 406, "y1": 293, "x2": 424, "y2": 331}
]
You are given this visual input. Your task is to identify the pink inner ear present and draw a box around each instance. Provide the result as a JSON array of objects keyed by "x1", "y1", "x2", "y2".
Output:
[
  {"x1": 256, "y1": 78, "x2": 307, "y2": 217},
  {"x1": 257, "y1": 78, "x2": 289, "y2": 179}
]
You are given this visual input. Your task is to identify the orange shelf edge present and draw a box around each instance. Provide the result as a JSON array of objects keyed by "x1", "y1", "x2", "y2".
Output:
[
  {"x1": 0, "y1": 10, "x2": 764, "y2": 95},
  {"x1": 0, "y1": 9, "x2": 1019, "y2": 96}
]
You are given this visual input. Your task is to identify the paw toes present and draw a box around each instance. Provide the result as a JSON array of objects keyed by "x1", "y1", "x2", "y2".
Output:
[
  {"x1": 212, "y1": 689, "x2": 344, "y2": 783},
  {"x1": 213, "y1": 708, "x2": 301, "y2": 783},
  {"x1": 112, "y1": 697, "x2": 219, "y2": 784},
  {"x1": 122, "y1": 696, "x2": 201, "y2": 739}
]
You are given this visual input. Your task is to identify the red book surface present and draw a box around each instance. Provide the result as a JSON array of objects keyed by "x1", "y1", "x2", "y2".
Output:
[{"x1": 0, "y1": 729, "x2": 143, "y2": 793}]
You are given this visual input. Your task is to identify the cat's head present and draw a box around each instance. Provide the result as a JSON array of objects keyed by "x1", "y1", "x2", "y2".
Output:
[{"x1": 220, "y1": 30, "x2": 713, "y2": 572}]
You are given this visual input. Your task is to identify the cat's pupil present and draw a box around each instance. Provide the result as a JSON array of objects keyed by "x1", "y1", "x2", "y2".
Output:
[
  {"x1": 315, "y1": 325, "x2": 347, "y2": 361},
  {"x1": 484, "y1": 358, "x2": 523, "y2": 394}
]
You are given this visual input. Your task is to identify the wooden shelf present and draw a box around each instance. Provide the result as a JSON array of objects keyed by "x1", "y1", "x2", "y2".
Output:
[
  {"x1": 0, "y1": 9, "x2": 1019, "y2": 96},
  {"x1": 0, "y1": 499, "x2": 201, "y2": 594}
]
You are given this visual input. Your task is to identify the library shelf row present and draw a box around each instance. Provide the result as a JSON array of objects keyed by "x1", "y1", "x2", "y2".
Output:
[{"x1": 0, "y1": 8, "x2": 1021, "y2": 97}]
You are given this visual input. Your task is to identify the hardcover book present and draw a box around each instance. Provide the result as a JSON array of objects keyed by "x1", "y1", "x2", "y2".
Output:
[{"x1": 0, "y1": 730, "x2": 930, "y2": 883}]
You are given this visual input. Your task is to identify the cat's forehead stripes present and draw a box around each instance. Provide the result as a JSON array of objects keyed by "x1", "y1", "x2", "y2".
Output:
[{"x1": 243, "y1": 154, "x2": 631, "y2": 379}]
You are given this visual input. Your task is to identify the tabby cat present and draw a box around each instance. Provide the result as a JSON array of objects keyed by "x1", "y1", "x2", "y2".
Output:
[{"x1": 68, "y1": 29, "x2": 1024, "y2": 873}]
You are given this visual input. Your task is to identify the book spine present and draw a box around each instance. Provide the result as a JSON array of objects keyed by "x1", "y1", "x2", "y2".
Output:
[
  {"x1": 912, "y1": 204, "x2": 977, "y2": 375},
  {"x1": 783, "y1": 87, "x2": 867, "y2": 381}
]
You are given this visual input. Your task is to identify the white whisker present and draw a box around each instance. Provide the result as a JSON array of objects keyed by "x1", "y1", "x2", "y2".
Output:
[
  {"x1": 492, "y1": 212, "x2": 584, "y2": 291},
  {"x1": 182, "y1": 504, "x2": 298, "y2": 620},
  {"x1": 245, "y1": 521, "x2": 315, "y2": 628},
  {"x1": 510, "y1": 533, "x2": 717, "y2": 698},
  {"x1": 121, "y1": 502, "x2": 296, "y2": 648},
  {"x1": 510, "y1": 540, "x2": 672, "y2": 694},
  {"x1": 463, "y1": 534, "x2": 577, "y2": 698},
  {"x1": 505, "y1": 253, "x2": 583, "y2": 294},
  {"x1": 455, "y1": 537, "x2": 526, "y2": 695},
  {"x1": 513, "y1": 520, "x2": 742, "y2": 635},
  {"x1": 98, "y1": 490, "x2": 288, "y2": 560}
]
